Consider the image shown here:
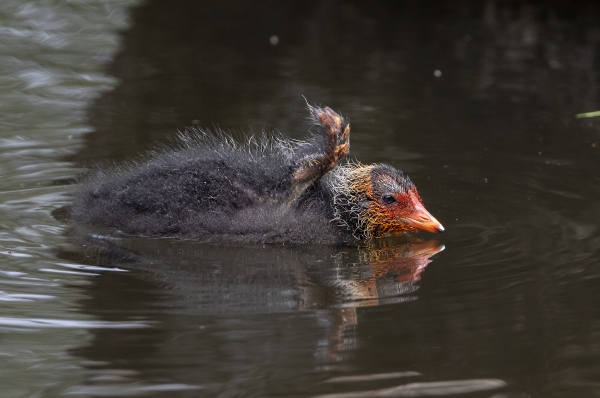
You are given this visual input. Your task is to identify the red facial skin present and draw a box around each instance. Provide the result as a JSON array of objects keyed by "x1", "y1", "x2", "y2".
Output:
[
  {"x1": 339, "y1": 164, "x2": 443, "y2": 239},
  {"x1": 365, "y1": 186, "x2": 444, "y2": 238}
]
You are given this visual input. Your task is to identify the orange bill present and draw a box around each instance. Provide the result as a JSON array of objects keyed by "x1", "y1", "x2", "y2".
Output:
[{"x1": 405, "y1": 191, "x2": 445, "y2": 233}]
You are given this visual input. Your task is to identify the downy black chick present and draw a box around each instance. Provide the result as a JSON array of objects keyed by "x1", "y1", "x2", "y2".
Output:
[{"x1": 70, "y1": 105, "x2": 443, "y2": 244}]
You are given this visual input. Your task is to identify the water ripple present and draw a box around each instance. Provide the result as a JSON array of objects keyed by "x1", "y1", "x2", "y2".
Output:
[
  {"x1": 314, "y1": 379, "x2": 507, "y2": 398},
  {"x1": 0, "y1": 291, "x2": 53, "y2": 302},
  {"x1": 64, "y1": 383, "x2": 202, "y2": 396},
  {"x1": 324, "y1": 372, "x2": 421, "y2": 383},
  {"x1": 0, "y1": 317, "x2": 150, "y2": 329}
]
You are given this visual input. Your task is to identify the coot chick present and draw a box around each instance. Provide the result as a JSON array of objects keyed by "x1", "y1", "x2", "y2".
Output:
[{"x1": 71, "y1": 105, "x2": 443, "y2": 244}]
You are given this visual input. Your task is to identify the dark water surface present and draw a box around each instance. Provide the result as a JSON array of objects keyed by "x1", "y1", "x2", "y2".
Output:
[{"x1": 1, "y1": 0, "x2": 600, "y2": 396}]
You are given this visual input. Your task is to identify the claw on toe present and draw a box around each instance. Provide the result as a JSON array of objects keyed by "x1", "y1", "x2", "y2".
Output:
[
  {"x1": 342, "y1": 124, "x2": 350, "y2": 140},
  {"x1": 293, "y1": 106, "x2": 351, "y2": 184},
  {"x1": 316, "y1": 107, "x2": 349, "y2": 150},
  {"x1": 319, "y1": 109, "x2": 343, "y2": 133}
]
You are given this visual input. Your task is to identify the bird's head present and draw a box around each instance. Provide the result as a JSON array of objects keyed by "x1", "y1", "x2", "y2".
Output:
[{"x1": 330, "y1": 163, "x2": 444, "y2": 239}]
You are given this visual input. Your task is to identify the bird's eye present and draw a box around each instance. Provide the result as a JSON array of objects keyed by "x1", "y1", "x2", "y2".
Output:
[{"x1": 382, "y1": 194, "x2": 396, "y2": 205}]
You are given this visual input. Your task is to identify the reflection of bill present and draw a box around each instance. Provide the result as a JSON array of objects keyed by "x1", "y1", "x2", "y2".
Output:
[
  {"x1": 366, "y1": 240, "x2": 445, "y2": 284},
  {"x1": 303, "y1": 240, "x2": 444, "y2": 364},
  {"x1": 302, "y1": 240, "x2": 444, "y2": 309}
]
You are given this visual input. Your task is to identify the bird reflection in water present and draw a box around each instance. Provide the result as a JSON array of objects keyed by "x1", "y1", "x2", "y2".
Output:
[
  {"x1": 297, "y1": 239, "x2": 443, "y2": 363},
  {"x1": 66, "y1": 230, "x2": 443, "y2": 365}
]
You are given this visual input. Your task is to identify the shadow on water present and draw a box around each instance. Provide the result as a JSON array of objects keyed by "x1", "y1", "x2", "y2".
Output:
[{"x1": 56, "y1": 0, "x2": 600, "y2": 397}]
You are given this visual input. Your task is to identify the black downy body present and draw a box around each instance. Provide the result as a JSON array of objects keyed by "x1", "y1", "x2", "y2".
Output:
[{"x1": 71, "y1": 106, "x2": 438, "y2": 244}]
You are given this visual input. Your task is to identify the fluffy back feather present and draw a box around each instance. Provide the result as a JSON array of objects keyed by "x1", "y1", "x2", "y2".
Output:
[{"x1": 70, "y1": 129, "x2": 345, "y2": 244}]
